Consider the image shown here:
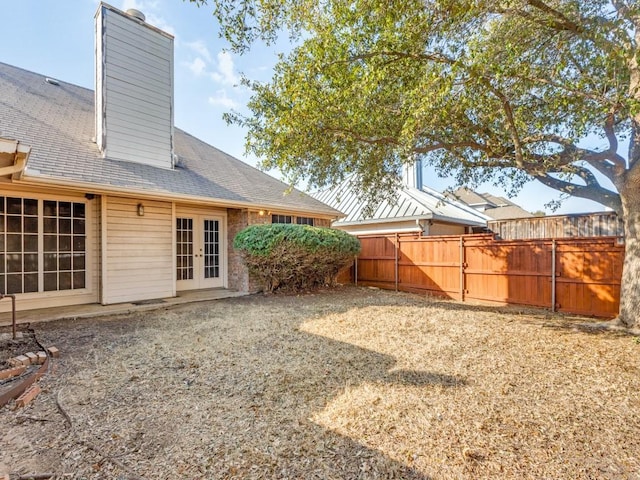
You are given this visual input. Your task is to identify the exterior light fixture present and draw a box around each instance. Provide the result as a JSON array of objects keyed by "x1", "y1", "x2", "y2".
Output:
[{"x1": 137, "y1": 203, "x2": 145, "y2": 216}]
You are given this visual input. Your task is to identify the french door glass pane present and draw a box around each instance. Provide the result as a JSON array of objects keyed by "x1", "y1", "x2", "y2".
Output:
[
  {"x1": 204, "y1": 220, "x2": 219, "y2": 279},
  {"x1": 176, "y1": 218, "x2": 194, "y2": 281}
]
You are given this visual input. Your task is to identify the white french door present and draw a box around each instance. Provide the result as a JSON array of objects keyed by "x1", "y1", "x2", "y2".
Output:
[{"x1": 176, "y1": 214, "x2": 224, "y2": 290}]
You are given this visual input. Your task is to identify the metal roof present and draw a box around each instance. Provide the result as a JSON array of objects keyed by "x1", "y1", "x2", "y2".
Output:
[
  {"x1": 313, "y1": 178, "x2": 489, "y2": 227},
  {"x1": 0, "y1": 62, "x2": 340, "y2": 217}
]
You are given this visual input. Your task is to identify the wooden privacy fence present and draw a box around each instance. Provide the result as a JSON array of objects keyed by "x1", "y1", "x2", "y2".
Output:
[
  {"x1": 348, "y1": 234, "x2": 624, "y2": 318},
  {"x1": 488, "y1": 211, "x2": 624, "y2": 240}
]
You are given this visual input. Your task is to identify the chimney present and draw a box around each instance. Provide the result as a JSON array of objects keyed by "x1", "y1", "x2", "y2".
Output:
[
  {"x1": 95, "y1": 3, "x2": 174, "y2": 169},
  {"x1": 402, "y1": 158, "x2": 423, "y2": 190}
]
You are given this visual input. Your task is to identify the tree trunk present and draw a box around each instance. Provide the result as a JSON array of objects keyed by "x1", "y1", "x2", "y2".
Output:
[{"x1": 617, "y1": 178, "x2": 640, "y2": 328}]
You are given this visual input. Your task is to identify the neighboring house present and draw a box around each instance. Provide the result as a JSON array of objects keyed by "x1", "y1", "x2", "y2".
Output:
[
  {"x1": 0, "y1": 4, "x2": 339, "y2": 312},
  {"x1": 452, "y1": 187, "x2": 534, "y2": 220},
  {"x1": 313, "y1": 162, "x2": 489, "y2": 236},
  {"x1": 452, "y1": 188, "x2": 624, "y2": 239}
]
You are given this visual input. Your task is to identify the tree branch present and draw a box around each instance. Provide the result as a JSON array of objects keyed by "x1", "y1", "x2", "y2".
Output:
[
  {"x1": 511, "y1": 73, "x2": 613, "y2": 104},
  {"x1": 342, "y1": 50, "x2": 455, "y2": 66},
  {"x1": 487, "y1": 89, "x2": 525, "y2": 168},
  {"x1": 520, "y1": 130, "x2": 625, "y2": 183},
  {"x1": 521, "y1": 133, "x2": 575, "y2": 147},
  {"x1": 611, "y1": 0, "x2": 640, "y2": 23},
  {"x1": 493, "y1": 7, "x2": 576, "y2": 34},
  {"x1": 603, "y1": 110, "x2": 628, "y2": 175},
  {"x1": 322, "y1": 127, "x2": 400, "y2": 146},
  {"x1": 525, "y1": 0, "x2": 584, "y2": 33},
  {"x1": 533, "y1": 172, "x2": 622, "y2": 213},
  {"x1": 413, "y1": 141, "x2": 492, "y2": 155}
]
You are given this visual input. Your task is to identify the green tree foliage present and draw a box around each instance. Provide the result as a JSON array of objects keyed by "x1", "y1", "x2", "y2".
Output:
[
  {"x1": 233, "y1": 224, "x2": 360, "y2": 292},
  {"x1": 189, "y1": 0, "x2": 640, "y2": 326}
]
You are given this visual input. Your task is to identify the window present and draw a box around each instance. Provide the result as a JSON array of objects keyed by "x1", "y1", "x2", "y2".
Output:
[
  {"x1": 272, "y1": 214, "x2": 292, "y2": 224},
  {"x1": 0, "y1": 196, "x2": 86, "y2": 294},
  {"x1": 2, "y1": 197, "x2": 38, "y2": 294},
  {"x1": 296, "y1": 216, "x2": 314, "y2": 226}
]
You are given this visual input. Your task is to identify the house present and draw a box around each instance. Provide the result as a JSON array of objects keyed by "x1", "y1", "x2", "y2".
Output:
[
  {"x1": 451, "y1": 187, "x2": 534, "y2": 220},
  {"x1": 0, "y1": 3, "x2": 339, "y2": 312},
  {"x1": 450, "y1": 188, "x2": 624, "y2": 239},
  {"x1": 313, "y1": 161, "x2": 489, "y2": 236}
]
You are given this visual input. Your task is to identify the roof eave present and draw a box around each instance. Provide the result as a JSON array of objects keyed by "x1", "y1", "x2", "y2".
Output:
[
  {"x1": 430, "y1": 213, "x2": 488, "y2": 227},
  {"x1": 15, "y1": 173, "x2": 341, "y2": 219},
  {"x1": 335, "y1": 213, "x2": 434, "y2": 227}
]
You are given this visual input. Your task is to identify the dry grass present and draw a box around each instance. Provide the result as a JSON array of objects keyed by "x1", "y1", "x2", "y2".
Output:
[{"x1": 1, "y1": 286, "x2": 639, "y2": 479}]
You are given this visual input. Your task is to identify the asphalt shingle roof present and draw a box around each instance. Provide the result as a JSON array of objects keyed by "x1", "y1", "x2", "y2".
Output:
[
  {"x1": 452, "y1": 188, "x2": 533, "y2": 220},
  {"x1": 0, "y1": 62, "x2": 339, "y2": 217}
]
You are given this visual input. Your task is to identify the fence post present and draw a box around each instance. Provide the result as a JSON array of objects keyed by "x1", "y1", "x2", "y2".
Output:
[
  {"x1": 395, "y1": 233, "x2": 399, "y2": 292},
  {"x1": 551, "y1": 239, "x2": 556, "y2": 312},
  {"x1": 354, "y1": 254, "x2": 358, "y2": 286},
  {"x1": 459, "y1": 236, "x2": 465, "y2": 302},
  {"x1": 0, "y1": 294, "x2": 17, "y2": 339}
]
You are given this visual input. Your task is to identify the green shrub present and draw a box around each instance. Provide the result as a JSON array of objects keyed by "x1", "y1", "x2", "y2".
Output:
[{"x1": 233, "y1": 223, "x2": 360, "y2": 292}]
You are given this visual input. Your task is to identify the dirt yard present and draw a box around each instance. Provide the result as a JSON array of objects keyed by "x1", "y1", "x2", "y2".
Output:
[{"x1": 1, "y1": 286, "x2": 639, "y2": 479}]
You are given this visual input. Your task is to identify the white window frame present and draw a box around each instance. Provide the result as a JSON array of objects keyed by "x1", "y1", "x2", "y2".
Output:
[{"x1": 0, "y1": 194, "x2": 89, "y2": 296}]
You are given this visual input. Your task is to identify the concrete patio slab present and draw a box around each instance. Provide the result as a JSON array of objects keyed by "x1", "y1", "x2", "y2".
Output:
[{"x1": 0, "y1": 289, "x2": 248, "y2": 327}]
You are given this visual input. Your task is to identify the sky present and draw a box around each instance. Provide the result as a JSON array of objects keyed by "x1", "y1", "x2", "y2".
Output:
[{"x1": 0, "y1": 0, "x2": 621, "y2": 215}]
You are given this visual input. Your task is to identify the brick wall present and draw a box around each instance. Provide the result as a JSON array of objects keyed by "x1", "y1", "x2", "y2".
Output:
[{"x1": 227, "y1": 209, "x2": 271, "y2": 292}]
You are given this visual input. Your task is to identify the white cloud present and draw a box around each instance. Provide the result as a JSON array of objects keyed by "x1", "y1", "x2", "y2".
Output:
[
  {"x1": 119, "y1": 0, "x2": 175, "y2": 37},
  {"x1": 145, "y1": 13, "x2": 176, "y2": 36},
  {"x1": 121, "y1": 0, "x2": 143, "y2": 10},
  {"x1": 208, "y1": 90, "x2": 238, "y2": 109},
  {"x1": 185, "y1": 40, "x2": 212, "y2": 63},
  {"x1": 121, "y1": 0, "x2": 158, "y2": 13},
  {"x1": 210, "y1": 51, "x2": 239, "y2": 86},
  {"x1": 186, "y1": 57, "x2": 207, "y2": 76}
]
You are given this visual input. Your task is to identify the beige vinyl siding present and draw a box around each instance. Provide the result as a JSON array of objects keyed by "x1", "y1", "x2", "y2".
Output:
[
  {"x1": 428, "y1": 223, "x2": 467, "y2": 236},
  {"x1": 0, "y1": 188, "x2": 99, "y2": 313},
  {"x1": 96, "y1": 5, "x2": 174, "y2": 169},
  {"x1": 103, "y1": 196, "x2": 173, "y2": 304}
]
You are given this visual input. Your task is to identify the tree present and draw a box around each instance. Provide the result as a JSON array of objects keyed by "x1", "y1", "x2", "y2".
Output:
[{"x1": 190, "y1": 0, "x2": 640, "y2": 327}]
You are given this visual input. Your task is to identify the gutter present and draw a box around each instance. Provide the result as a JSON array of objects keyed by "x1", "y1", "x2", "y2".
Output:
[
  {"x1": 336, "y1": 214, "x2": 434, "y2": 227},
  {"x1": 14, "y1": 173, "x2": 341, "y2": 220},
  {"x1": 336, "y1": 212, "x2": 488, "y2": 228},
  {"x1": 430, "y1": 212, "x2": 489, "y2": 227}
]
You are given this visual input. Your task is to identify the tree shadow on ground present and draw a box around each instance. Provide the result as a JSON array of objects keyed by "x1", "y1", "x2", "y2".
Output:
[
  {"x1": 426, "y1": 295, "x2": 635, "y2": 338},
  {"x1": 0, "y1": 289, "x2": 470, "y2": 479},
  {"x1": 541, "y1": 319, "x2": 638, "y2": 337}
]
